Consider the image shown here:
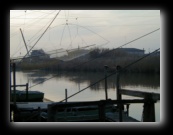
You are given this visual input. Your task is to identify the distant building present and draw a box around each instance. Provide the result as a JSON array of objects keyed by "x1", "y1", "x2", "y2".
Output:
[
  {"x1": 30, "y1": 49, "x2": 50, "y2": 61},
  {"x1": 118, "y1": 48, "x2": 145, "y2": 55}
]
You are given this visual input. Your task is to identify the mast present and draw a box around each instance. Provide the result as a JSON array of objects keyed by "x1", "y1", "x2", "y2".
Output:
[{"x1": 20, "y1": 28, "x2": 29, "y2": 56}]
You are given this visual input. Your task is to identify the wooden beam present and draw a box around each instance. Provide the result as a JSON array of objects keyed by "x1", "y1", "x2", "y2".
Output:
[
  {"x1": 11, "y1": 84, "x2": 27, "y2": 87},
  {"x1": 48, "y1": 99, "x2": 146, "y2": 109},
  {"x1": 120, "y1": 89, "x2": 160, "y2": 100}
]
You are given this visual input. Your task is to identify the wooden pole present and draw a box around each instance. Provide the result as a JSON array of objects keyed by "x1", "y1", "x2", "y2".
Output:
[
  {"x1": 13, "y1": 63, "x2": 16, "y2": 106},
  {"x1": 47, "y1": 104, "x2": 56, "y2": 122},
  {"x1": 65, "y1": 89, "x2": 67, "y2": 102},
  {"x1": 10, "y1": 61, "x2": 12, "y2": 122},
  {"x1": 116, "y1": 67, "x2": 122, "y2": 122},
  {"x1": 98, "y1": 101, "x2": 105, "y2": 122},
  {"x1": 126, "y1": 104, "x2": 130, "y2": 116},
  {"x1": 143, "y1": 94, "x2": 156, "y2": 122},
  {"x1": 10, "y1": 61, "x2": 12, "y2": 99},
  {"x1": 38, "y1": 107, "x2": 41, "y2": 122},
  {"x1": 20, "y1": 28, "x2": 29, "y2": 56},
  {"x1": 26, "y1": 83, "x2": 28, "y2": 102},
  {"x1": 104, "y1": 65, "x2": 108, "y2": 100}
]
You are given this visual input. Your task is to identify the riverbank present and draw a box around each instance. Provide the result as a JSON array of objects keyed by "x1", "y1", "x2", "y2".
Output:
[{"x1": 16, "y1": 48, "x2": 160, "y2": 74}]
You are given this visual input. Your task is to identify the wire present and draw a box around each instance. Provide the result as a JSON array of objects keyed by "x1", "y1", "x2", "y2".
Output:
[
  {"x1": 18, "y1": 10, "x2": 61, "y2": 64},
  {"x1": 67, "y1": 24, "x2": 72, "y2": 45},
  {"x1": 59, "y1": 24, "x2": 66, "y2": 46},
  {"x1": 23, "y1": 28, "x2": 160, "y2": 90},
  {"x1": 69, "y1": 23, "x2": 109, "y2": 43},
  {"x1": 59, "y1": 48, "x2": 160, "y2": 102},
  {"x1": 10, "y1": 11, "x2": 57, "y2": 39}
]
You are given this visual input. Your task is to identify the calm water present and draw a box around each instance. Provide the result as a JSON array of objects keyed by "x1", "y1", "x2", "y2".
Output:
[{"x1": 11, "y1": 70, "x2": 160, "y2": 122}]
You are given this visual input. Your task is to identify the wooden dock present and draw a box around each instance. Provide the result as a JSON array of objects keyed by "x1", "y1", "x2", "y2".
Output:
[
  {"x1": 11, "y1": 100, "x2": 141, "y2": 122},
  {"x1": 106, "y1": 112, "x2": 139, "y2": 122},
  {"x1": 10, "y1": 56, "x2": 160, "y2": 122}
]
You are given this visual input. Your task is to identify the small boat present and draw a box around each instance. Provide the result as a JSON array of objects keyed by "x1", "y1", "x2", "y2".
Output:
[{"x1": 11, "y1": 90, "x2": 44, "y2": 102}]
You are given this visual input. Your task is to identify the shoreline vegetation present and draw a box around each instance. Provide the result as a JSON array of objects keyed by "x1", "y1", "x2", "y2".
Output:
[{"x1": 16, "y1": 48, "x2": 160, "y2": 74}]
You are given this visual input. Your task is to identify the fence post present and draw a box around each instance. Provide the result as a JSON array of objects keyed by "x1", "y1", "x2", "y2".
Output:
[
  {"x1": 143, "y1": 94, "x2": 156, "y2": 122},
  {"x1": 13, "y1": 63, "x2": 16, "y2": 106},
  {"x1": 104, "y1": 65, "x2": 108, "y2": 100},
  {"x1": 26, "y1": 83, "x2": 28, "y2": 102},
  {"x1": 47, "y1": 104, "x2": 57, "y2": 122},
  {"x1": 65, "y1": 89, "x2": 67, "y2": 102},
  {"x1": 116, "y1": 66, "x2": 123, "y2": 122},
  {"x1": 126, "y1": 104, "x2": 130, "y2": 116},
  {"x1": 10, "y1": 60, "x2": 12, "y2": 100},
  {"x1": 38, "y1": 107, "x2": 41, "y2": 122},
  {"x1": 98, "y1": 100, "x2": 105, "y2": 122},
  {"x1": 10, "y1": 60, "x2": 12, "y2": 122}
]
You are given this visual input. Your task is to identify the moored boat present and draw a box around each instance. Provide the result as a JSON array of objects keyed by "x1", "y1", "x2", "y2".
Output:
[{"x1": 11, "y1": 90, "x2": 44, "y2": 102}]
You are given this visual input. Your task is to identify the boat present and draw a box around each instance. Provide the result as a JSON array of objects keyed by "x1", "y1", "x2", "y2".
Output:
[{"x1": 10, "y1": 90, "x2": 44, "y2": 102}]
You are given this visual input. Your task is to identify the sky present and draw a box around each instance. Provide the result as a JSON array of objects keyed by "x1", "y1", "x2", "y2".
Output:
[{"x1": 10, "y1": 10, "x2": 160, "y2": 58}]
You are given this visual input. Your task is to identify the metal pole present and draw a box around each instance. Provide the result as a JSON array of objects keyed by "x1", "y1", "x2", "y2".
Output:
[
  {"x1": 13, "y1": 63, "x2": 16, "y2": 106},
  {"x1": 104, "y1": 65, "x2": 108, "y2": 100}
]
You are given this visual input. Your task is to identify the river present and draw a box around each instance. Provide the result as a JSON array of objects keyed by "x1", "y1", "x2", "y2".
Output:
[{"x1": 11, "y1": 70, "x2": 160, "y2": 122}]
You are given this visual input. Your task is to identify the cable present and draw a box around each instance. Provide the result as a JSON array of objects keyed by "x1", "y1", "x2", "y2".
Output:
[
  {"x1": 59, "y1": 24, "x2": 66, "y2": 46},
  {"x1": 69, "y1": 23, "x2": 109, "y2": 43},
  {"x1": 58, "y1": 48, "x2": 160, "y2": 102},
  {"x1": 67, "y1": 23, "x2": 72, "y2": 45},
  {"x1": 23, "y1": 11, "x2": 57, "y2": 31},
  {"x1": 10, "y1": 11, "x2": 57, "y2": 39},
  {"x1": 24, "y1": 28, "x2": 160, "y2": 90},
  {"x1": 18, "y1": 10, "x2": 61, "y2": 64},
  {"x1": 27, "y1": 17, "x2": 54, "y2": 45}
]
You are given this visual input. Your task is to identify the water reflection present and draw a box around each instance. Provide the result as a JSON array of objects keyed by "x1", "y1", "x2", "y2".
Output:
[
  {"x1": 14, "y1": 70, "x2": 160, "y2": 122},
  {"x1": 32, "y1": 77, "x2": 47, "y2": 84},
  {"x1": 21, "y1": 70, "x2": 160, "y2": 91}
]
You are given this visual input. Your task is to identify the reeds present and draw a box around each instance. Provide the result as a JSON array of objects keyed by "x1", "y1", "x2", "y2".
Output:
[{"x1": 17, "y1": 48, "x2": 160, "y2": 74}]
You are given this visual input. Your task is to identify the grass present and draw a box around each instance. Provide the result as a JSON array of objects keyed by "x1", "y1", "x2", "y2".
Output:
[{"x1": 17, "y1": 48, "x2": 160, "y2": 74}]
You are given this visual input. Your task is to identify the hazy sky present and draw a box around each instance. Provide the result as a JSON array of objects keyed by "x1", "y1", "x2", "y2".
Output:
[{"x1": 10, "y1": 10, "x2": 160, "y2": 58}]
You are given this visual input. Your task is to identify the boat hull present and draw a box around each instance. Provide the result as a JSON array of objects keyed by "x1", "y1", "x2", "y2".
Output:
[{"x1": 11, "y1": 90, "x2": 44, "y2": 102}]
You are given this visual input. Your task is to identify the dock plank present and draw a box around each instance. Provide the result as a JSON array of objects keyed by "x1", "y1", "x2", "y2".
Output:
[
  {"x1": 120, "y1": 89, "x2": 160, "y2": 100},
  {"x1": 106, "y1": 112, "x2": 139, "y2": 122},
  {"x1": 13, "y1": 102, "x2": 53, "y2": 110}
]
